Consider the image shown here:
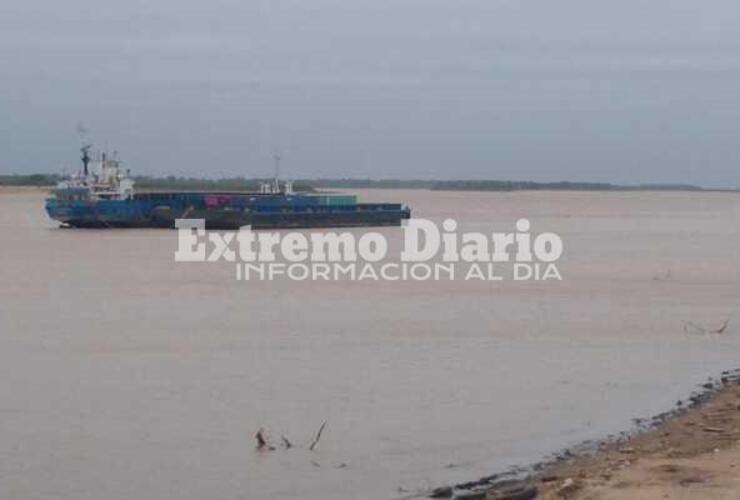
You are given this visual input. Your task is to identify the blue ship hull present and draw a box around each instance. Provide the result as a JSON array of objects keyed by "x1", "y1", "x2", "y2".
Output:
[{"x1": 45, "y1": 192, "x2": 411, "y2": 229}]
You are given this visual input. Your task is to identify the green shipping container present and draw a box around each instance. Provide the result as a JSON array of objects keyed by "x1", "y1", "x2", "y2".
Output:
[{"x1": 318, "y1": 195, "x2": 357, "y2": 206}]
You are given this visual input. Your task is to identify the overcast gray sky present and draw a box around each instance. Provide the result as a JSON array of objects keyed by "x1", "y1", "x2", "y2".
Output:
[{"x1": 1, "y1": 0, "x2": 738, "y2": 186}]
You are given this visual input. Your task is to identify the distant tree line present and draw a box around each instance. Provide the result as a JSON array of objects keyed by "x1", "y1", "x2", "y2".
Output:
[
  {"x1": 133, "y1": 176, "x2": 316, "y2": 192},
  {"x1": 429, "y1": 180, "x2": 706, "y2": 192},
  {"x1": 303, "y1": 178, "x2": 435, "y2": 189},
  {"x1": 0, "y1": 174, "x2": 720, "y2": 192},
  {"x1": 0, "y1": 174, "x2": 62, "y2": 186},
  {"x1": 309, "y1": 178, "x2": 709, "y2": 192},
  {"x1": 0, "y1": 174, "x2": 315, "y2": 192}
]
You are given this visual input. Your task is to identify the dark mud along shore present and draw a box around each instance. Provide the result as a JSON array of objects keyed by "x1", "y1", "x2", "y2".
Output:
[{"x1": 424, "y1": 368, "x2": 740, "y2": 500}]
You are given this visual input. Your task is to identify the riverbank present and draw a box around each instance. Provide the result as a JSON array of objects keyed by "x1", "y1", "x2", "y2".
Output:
[{"x1": 434, "y1": 370, "x2": 740, "y2": 499}]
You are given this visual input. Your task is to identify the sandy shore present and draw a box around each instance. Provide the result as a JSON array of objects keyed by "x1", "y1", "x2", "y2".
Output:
[
  {"x1": 431, "y1": 370, "x2": 740, "y2": 499},
  {"x1": 535, "y1": 373, "x2": 740, "y2": 500}
]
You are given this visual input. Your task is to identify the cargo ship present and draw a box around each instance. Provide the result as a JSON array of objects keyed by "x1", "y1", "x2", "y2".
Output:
[{"x1": 45, "y1": 147, "x2": 411, "y2": 229}]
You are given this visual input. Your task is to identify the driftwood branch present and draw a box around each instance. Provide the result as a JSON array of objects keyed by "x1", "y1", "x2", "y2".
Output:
[
  {"x1": 281, "y1": 435, "x2": 293, "y2": 449},
  {"x1": 256, "y1": 423, "x2": 327, "y2": 452},
  {"x1": 255, "y1": 428, "x2": 276, "y2": 450},
  {"x1": 683, "y1": 319, "x2": 730, "y2": 335},
  {"x1": 255, "y1": 428, "x2": 267, "y2": 449},
  {"x1": 713, "y1": 319, "x2": 730, "y2": 334},
  {"x1": 309, "y1": 421, "x2": 327, "y2": 451},
  {"x1": 653, "y1": 269, "x2": 672, "y2": 281}
]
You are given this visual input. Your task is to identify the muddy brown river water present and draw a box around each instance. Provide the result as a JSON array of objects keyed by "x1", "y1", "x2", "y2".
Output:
[{"x1": 1, "y1": 188, "x2": 739, "y2": 499}]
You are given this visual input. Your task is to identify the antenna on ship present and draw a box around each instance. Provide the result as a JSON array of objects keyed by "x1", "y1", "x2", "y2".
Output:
[{"x1": 273, "y1": 154, "x2": 281, "y2": 193}]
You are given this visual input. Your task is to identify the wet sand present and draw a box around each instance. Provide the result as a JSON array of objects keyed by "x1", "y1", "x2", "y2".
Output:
[
  {"x1": 519, "y1": 372, "x2": 740, "y2": 500},
  {"x1": 537, "y1": 378, "x2": 740, "y2": 500}
]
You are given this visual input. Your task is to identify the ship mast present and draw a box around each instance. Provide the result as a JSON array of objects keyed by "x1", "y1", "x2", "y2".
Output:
[
  {"x1": 81, "y1": 145, "x2": 92, "y2": 176},
  {"x1": 273, "y1": 154, "x2": 281, "y2": 193}
]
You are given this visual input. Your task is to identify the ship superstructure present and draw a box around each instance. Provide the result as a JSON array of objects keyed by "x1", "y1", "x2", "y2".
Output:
[{"x1": 54, "y1": 146, "x2": 135, "y2": 202}]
